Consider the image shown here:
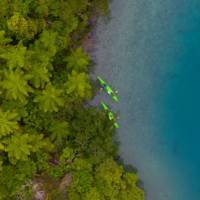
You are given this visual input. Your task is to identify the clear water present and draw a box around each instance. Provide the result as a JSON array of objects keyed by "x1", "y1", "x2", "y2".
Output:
[{"x1": 93, "y1": 0, "x2": 200, "y2": 199}]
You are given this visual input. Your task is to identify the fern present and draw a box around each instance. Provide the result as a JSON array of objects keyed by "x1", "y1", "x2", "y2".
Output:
[
  {"x1": 0, "y1": 41, "x2": 26, "y2": 70},
  {"x1": 25, "y1": 49, "x2": 53, "y2": 88},
  {"x1": 34, "y1": 84, "x2": 64, "y2": 112},
  {"x1": 65, "y1": 70, "x2": 92, "y2": 99},
  {"x1": 1, "y1": 99, "x2": 28, "y2": 119},
  {"x1": 7, "y1": 12, "x2": 37, "y2": 39},
  {"x1": 49, "y1": 121, "x2": 70, "y2": 145},
  {"x1": 4, "y1": 133, "x2": 54, "y2": 164},
  {"x1": 28, "y1": 133, "x2": 54, "y2": 152},
  {"x1": 4, "y1": 134, "x2": 32, "y2": 164},
  {"x1": 33, "y1": 30, "x2": 58, "y2": 57},
  {"x1": 0, "y1": 109, "x2": 18, "y2": 139},
  {"x1": 65, "y1": 47, "x2": 89, "y2": 72},
  {"x1": 28, "y1": 64, "x2": 51, "y2": 88},
  {"x1": 0, "y1": 30, "x2": 12, "y2": 45},
  {"x1": 1, "y1": 70, "x2": 33, "y2": 103}
]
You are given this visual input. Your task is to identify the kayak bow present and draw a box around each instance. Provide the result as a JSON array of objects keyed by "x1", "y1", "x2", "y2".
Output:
[
  {"x1": 97, "y1": 76, "x2": 119, "y2": 102},
  {"x1": 100, "y1": 101, "x2": 120, "y2": 129}
]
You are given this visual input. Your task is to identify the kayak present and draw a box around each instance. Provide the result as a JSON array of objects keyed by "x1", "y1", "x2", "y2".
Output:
[
  {"x1": 100, "y1": 101, "x2": 120, "y2": 129},
  {"x1": 101, "y1": 101, "x2": 109, "y2": 111},
  {"x1": 97, "y1": 76, "x2": 119, "y2": 102},
  {"x1": 114, "y1": 122, "x2": 120, "y2": 129}
]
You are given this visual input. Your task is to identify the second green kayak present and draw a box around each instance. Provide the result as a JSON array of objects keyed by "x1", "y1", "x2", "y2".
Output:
[{"x1": 97, "y1": 76, "x2": 119, "y2": 102}]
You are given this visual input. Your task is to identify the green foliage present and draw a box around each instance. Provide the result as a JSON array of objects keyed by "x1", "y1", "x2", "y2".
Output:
[
  {"x1": 95, "y1": 159, "x2": 124, "y2": 199},
  {"x1": 65, "y1": 47, "x2": 89, "y2": 72},
  {"x1": 10, "y1": 0, "x2": 33, "y2": 16},
  {"x1": 0, "y1": 31, "x2": 12, "y2": 45},
  {"x1": 59, "y1": 147, "x2": 75, "y2": 164},
  {"x1": 1, "y1": 70, "x2": 33, "y2": 103},
  {"x1": 0, "y1": 0, "x2": 144, "y2": 199},
  {"x1": 84, "y1": 187, "x2": 102, "y2": 200},
  {"x1": 0, "y1": 41, "x2": 26, "y2": 70},
  {"x1": 71, "y1": 170, "x2": 93, "y2": 193},
  {"x1": 65, "y1": 70, "x2": 92, "y2": 100},
  {"x1": 68, "y1": 106, "x2": 117, "y2": 161},
  {"x1": 33, "y1": 30, "x2": 58, "y2": 57},
  {"x1": 67, "y1": 158, "x2": 144, "y2": 200},
  {"x1": 7, "y1": 12, "x2": 37, "y2": 39},
  {"x1": 0, "y1": 161, "x2": 36, "y2": 198},
  {"x1": 95, "y1": 159, "x2": 144, "y2": 200},
  {"x1": 93, "y1": 0, "x2": 110, "y2": 15},
  {"x1": 25, "y1": 49, "x2": 52, "y2": 89},
  {"x1": 48, "y1": 121, "x2": 70, "y2": 146},
  {"x1": 4, "y1": 133, "x2": 54, "y2": 164},
  {"x1": 34, "y1": 84, "x2": 64, "y2": 112},
  {"x1": 0, "y1": 109, "x2": 19, "y2": 139},
  {"x1": 35, "y1": 151, "x2": 51, "y2": 172},
  {"x1": 1, "y1": 99, "x2": 28, "y2": 119}
]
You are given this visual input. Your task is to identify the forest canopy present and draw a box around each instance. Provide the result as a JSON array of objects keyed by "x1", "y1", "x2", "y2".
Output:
[{"x1": 0, "y1": 0, "x2": 144, "y2": 199}]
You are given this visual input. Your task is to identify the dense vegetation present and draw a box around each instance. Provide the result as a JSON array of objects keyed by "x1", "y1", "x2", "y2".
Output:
[{"x1": 0, "y1": 0, "x2": 144, "y2": 199}]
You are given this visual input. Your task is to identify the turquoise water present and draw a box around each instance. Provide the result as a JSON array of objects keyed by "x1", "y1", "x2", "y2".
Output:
[{"x1": 93, "y1": 0, "x2": 200, "y2": 199}]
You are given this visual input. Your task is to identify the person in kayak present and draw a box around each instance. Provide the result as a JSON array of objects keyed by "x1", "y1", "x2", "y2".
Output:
[
  {"x1": 97, "y1": 76, "x2": 119, "y2": 102},
  {"x1": 100, "y1": 101, "x2": 120, "y2": 128}
]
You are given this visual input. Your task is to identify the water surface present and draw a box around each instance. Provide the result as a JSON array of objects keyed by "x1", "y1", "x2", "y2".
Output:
[{"x1": 93, "y1": 0, "x2": 200, "y2": 199}]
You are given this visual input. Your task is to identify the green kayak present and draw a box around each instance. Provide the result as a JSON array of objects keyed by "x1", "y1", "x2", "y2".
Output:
[
  {"x1": 101, "y1": 101, "x2": 109, "y2": 111},
  {"x1": 97, "y1": 76, "x2": 119, "y2": 102},
  {"x1": 100, "y1": 101, "x2": 120, "y2": 129}
]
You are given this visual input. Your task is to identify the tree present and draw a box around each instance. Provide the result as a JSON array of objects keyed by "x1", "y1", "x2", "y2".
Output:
[
  {"x1": 0, "y1": 31, "x2": 12, "y2": 45},
  {"x1": 70, "y1": 158, "x2": 93, "y2": 172},
  {"x1": 67, "y1": 159, "x2": 94, "y2": 198},
  {"x1": 1, "y1": 70, "x2": 33, "y2": 103},
  {"x1": 59, "y1": 147, "x2": 75, "y2": 164},
  {"x1": 94, "y1": 159, "x2": 144, "y2": 200},
  {"x1": 68, "y1": 106, "x2": 117, "y2": 160},
  {"x1": 0, "y1": 109, "x2": 19, "y2": 139},
  {"x1": 33, "y1": 30, "x2": 58, "y2": 58},
  {"x1": 0, "y1": 1, "x2": 145, "y2": 199},
  {"x1": 93, "y1": 0, "x2": 110, "y2": 15},
  {"x1": 7, "y1": 12, "x2": 37, "y2": 39},
  {"x1": 65, "y1": 70, "x2": 92, "y2": 100},
  {"x1": 4, "y1": 133, "x2": 54, "y2": 164},
  {"x1": 65, "y1": 47, "x2": 89, "y2": 72},
  {"x1": 119, "y1": 172, "x2": 144, "y2": 200},
  {"x1": 70, "y1": 170, "x2": 93, "y2": 193},
  {"x1": 95, "y1": 159, "x2": 124, "y2": 199},
  {"x1": 48, "y1": 121, "x2": 70, "y2": 146},
  {"x1": 25, "y1": 48, "x2": 53, "y2": 89},
  {"x1": 10, "y1": 0, "x2": 33, "y2": 16},
  {"x1": 0, "y1": 41, "x2": 26, "y2": 70},
  {"x1": 34, "y1": 83, "x2": 64, "y2": 112},
  {"x1": 28, "y1": 63, "x2": 51, "y2": 89},
  {"x1": 1, "y1": 99, "x2": 28, "y2": 119},
  {"x1": 4, "y1": 133, "x2": 32, "y2": 164},
  {"x1": 84, "y1": 187, "x2": 103, "y2": 200},
  {"x1": 0, "y1": 160, "x2": 36, "y2": 198}
]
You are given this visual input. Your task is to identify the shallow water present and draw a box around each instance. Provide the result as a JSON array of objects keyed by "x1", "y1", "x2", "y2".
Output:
[{"x1": 93, "y1": 0, "x2": 200, "y2": 199}]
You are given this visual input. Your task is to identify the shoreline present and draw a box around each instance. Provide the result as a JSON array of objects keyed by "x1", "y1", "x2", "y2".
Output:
[
  {"x1": 86, "y1": 0, "x2": 146, "y2": 195},
  {"x1": 88, "y1": 1, "x2": 165, "y2": 199},
  {"x1": 83, "y1": 1, "x2": 146, "y2": 195}
]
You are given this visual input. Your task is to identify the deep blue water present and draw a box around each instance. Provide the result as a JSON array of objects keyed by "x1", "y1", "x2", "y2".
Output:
[
  {"x1": 93, "y1": 0, "x2": 200, "y2": 199},
  {"x1": 156, "y1": 8, "x2": 200, "y2": 197}
]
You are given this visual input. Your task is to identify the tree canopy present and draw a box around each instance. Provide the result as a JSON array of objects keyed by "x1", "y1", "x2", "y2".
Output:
[{"x1": 0, "y1": 0, "x2": 144, "y2": 199}]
